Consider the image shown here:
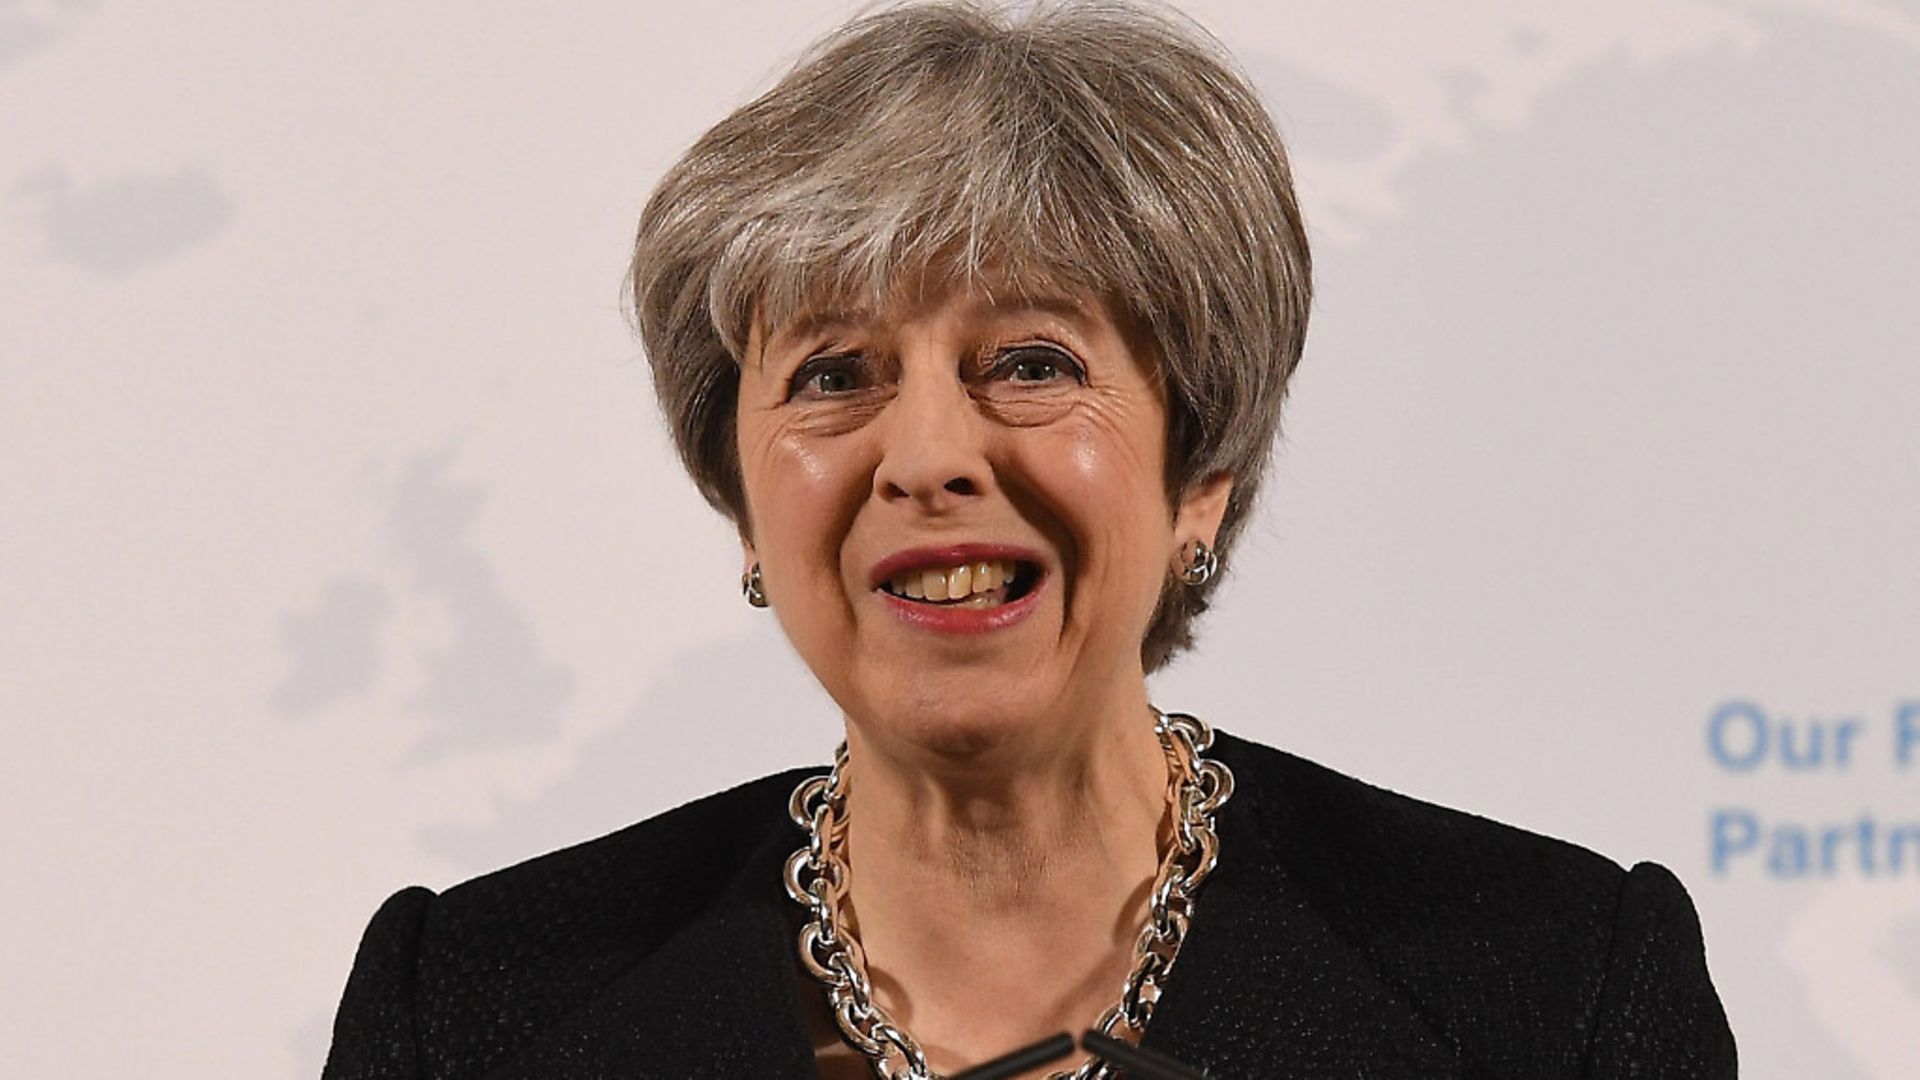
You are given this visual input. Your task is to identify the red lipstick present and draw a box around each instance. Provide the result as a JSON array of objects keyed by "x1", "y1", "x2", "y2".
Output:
[
  {"x1": 868, "y1": 544, "x2": 1044, "y2": 588},
  {"x1": 869, "y1": 544, "x2": 1047, "y2": 635}
]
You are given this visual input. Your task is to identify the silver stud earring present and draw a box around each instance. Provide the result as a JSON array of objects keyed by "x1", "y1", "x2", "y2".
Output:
[
  {"x1": 741, "y1": 563, "x2": 769, "y2": 608},
  {"x1": 1176, "y1": 539, "x2": 1219, "y2": 587}
]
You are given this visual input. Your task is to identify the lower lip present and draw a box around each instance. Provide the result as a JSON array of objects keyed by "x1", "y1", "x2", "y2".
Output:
[{"x1": 877, "y1": 575, "x2": 1046, "y2": 635}]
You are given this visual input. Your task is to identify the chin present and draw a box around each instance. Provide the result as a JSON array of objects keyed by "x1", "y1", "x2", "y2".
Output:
[{"x1": 857, "y1": 678, "x2": 1053, "y2": 760}]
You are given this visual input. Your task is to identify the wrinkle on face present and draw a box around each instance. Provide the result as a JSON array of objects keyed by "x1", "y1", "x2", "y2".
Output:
[{"x1": 732, "y1": 280, "x2": 1187, "y2": 751}]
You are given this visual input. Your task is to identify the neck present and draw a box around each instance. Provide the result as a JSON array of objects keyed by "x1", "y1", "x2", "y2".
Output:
[
  {"x1": 842, "y1": 681, "x2": 1169, "y2": 907},
  {"x1": 831, "y1": 682, "x2": 1172, "y2": 1068}
]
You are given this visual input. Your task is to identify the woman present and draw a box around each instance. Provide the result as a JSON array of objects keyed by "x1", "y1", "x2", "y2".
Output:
[{"x1": 325, "y1": 3, "x2": 1735, "y2": 1077}]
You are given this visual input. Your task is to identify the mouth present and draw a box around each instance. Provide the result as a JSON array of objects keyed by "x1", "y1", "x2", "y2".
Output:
[
  {"x1": 876, "y1": 558, "x2": 1042, "y2": 608},
  {"x1": 868, "y1": 545, "x2": 1049, "y2": 634}
]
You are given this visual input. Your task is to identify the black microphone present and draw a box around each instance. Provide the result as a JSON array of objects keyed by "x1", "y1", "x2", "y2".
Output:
[
  {"x1": 1081, "y1": 1029, "x2": 1211, "y2": 1079},
  {"x1": 947, "y1": 1029, "x2": 1210, "y2": 1080},
  {"x1": 949, "y1": 1032, "x2": 1076, "y2": 1080}
]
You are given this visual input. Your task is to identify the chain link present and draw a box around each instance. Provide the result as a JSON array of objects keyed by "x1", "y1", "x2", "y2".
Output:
[{"x1": 785, "y1": 708, "x2": 1234, "y2": 1080}]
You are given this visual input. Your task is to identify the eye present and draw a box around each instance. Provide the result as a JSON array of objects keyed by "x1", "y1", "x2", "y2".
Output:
[
  {"x1": 788, "y1": 353, "x2": 868, "y2": 399},
  {"x1": 993, "y1": 345, "x2": 1085, "y2": 385}
]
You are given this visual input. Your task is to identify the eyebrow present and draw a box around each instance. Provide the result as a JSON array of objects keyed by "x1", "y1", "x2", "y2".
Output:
[
  {"x1": 759, "y1": 293, "x2": 1097, "y2": 364},
  {"x1": 756, "y1": 308, "x2": 873, "y2": 368}
]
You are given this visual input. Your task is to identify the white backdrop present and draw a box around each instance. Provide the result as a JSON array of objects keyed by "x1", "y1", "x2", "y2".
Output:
[{"x1": 4, "y1": 1, "x2": 1917, "y2": 1076}]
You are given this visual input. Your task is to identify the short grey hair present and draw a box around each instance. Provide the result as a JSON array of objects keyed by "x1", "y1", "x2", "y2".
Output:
[{"x1": 630, "y1": 0, "x2": 1311, "y2": 671}]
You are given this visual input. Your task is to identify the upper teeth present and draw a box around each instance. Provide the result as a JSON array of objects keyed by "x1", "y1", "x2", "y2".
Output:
[{"x1": 886, "y1": 559, "x2": 1017, "y2": 601}]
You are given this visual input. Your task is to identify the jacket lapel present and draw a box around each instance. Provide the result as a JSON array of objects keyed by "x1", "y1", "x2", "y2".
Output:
[
  {"x1": 1141, "y1": 738, "x2": 1465, "y2": 1076},
  {"x1": 480, "y1": 817, "x2": 821, "y2": 1080},
  {"x1": 478, "y1": 737, "x2": 1463, "y2": 1079}
]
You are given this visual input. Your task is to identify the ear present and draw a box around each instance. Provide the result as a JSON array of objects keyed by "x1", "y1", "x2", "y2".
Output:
[
  {"x1": 740, "y1": 532, "x2": 758, "y2": 576},
  {"x1": 1171, "y1": 471, "x2": 1234, "y2": 562}
]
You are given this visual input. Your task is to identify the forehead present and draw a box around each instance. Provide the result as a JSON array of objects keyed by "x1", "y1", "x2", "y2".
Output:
[{"x1": 735, "y1": 244, "x2": 1121, "y2": 348}]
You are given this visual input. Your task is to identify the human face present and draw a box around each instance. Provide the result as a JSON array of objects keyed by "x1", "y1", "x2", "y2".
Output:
[{"x1": 736, "y1": 286, "x2": 1229, "y2": 755}]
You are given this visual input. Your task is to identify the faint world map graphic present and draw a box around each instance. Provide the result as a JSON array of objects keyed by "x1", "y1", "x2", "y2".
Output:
[
  {"x1": 273, "y1": 5, "x2": 1918, "y2": 1077},
  {"x1": 2, "y1": 2, "x2": 1914, "y2": 1079}
]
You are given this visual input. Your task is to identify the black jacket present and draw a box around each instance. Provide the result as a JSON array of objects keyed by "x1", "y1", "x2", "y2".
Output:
[{"x1": 323, "y1": 733, "x2": 1736, "y2": 1078}]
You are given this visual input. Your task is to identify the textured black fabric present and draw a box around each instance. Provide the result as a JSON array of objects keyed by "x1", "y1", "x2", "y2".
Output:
[{"x1": 323, "y1": 733, "x2": 1736, "y2": 1078}]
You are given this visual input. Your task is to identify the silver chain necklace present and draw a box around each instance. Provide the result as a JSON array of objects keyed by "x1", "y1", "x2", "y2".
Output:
[{"x1": 783, "y1": 709, "x2": 1234, "y2": 1079}]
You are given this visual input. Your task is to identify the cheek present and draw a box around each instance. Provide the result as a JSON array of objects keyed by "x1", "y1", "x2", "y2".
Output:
[
  {"x1": 739, "y1": 424, "x2": 870, "y2": 587},
  {"x1": 1023, "y1": 401, "x2": 1172, "y2": 569},
  {"x1": 759, "y1": 434, "x2": 841, "y2": 501},
  {"x1": 1064, "y1": 399, "x2": 1167, "y2": 520}
]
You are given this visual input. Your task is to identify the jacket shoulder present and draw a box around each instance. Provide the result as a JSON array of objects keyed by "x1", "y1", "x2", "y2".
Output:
[
  {"x1": 415, "y1": 767, "x2": 818, "y2": 1075},
  {"x1": 1219, "y1": 734, "x2": 1625, "y2": 926},
  {"x1": 1214, "y1": 733, "x2": 1632, "y2": 1071},
  {"x1": 431, "y1": 766, "x2": 817, "y2": 940}
]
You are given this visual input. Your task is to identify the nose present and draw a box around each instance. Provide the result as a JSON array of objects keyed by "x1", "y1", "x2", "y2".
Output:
[{"x1": 872, "y1": 369, "x2": 992, "y2": 512}]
